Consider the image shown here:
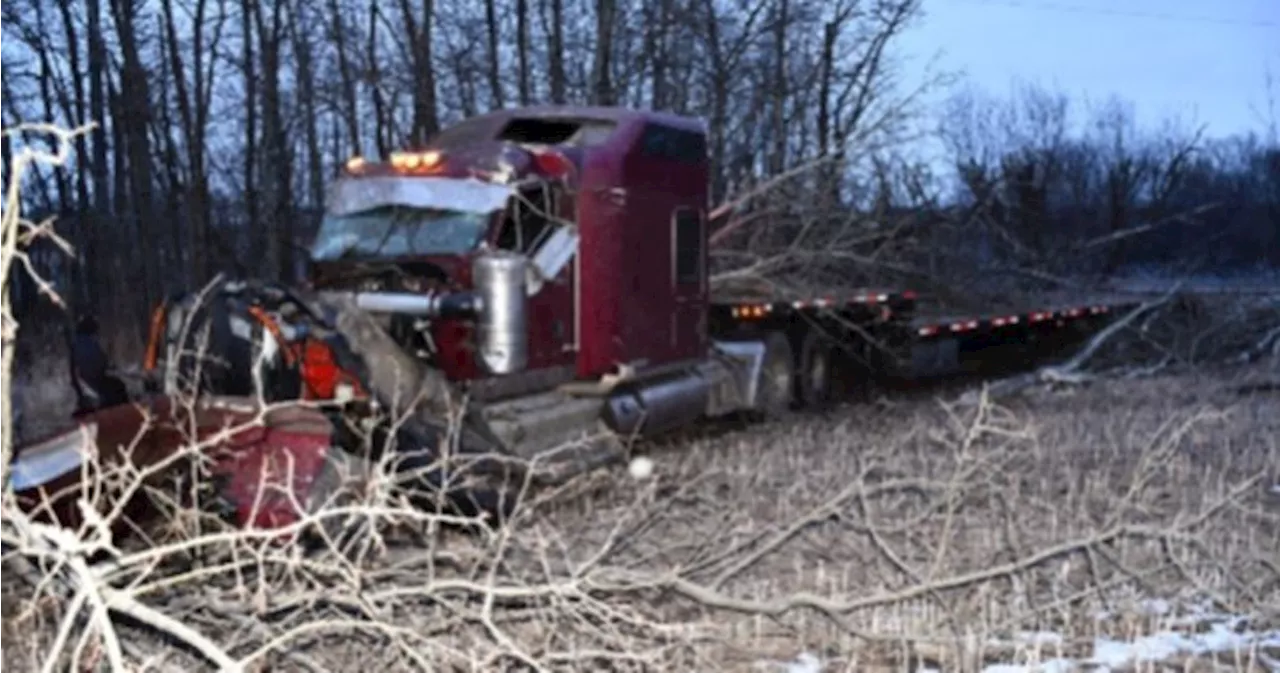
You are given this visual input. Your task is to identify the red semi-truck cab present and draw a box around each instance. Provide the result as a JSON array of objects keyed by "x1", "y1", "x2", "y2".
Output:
[
  {"x1": 303, "y1": 106, "x2": 785, "y2": 459},
  {"x1": 309, "y1": 106, "x2": 712, "y2": 385}
]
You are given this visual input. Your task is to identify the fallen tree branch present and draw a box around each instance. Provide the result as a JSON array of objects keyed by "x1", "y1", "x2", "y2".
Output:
[
  {"x1": 1237, "y1": 322, "x2": 1280, "y2": 364},
  {"x1": 960, "y1": 283, "x2": 1183, "y2": 403},
  {"x1": 1074, "y1": 203, "x2": 1219, "y2": 251},
  {"x1": 663, "y1": 524, "x2": 1158, "y2": 623},
  {"x1": 707, "y1": 155, "x2": 842, "y2": 247}
]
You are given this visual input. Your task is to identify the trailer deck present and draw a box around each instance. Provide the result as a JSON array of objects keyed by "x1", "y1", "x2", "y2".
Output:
[
  {"x1": 911, "y1": 300, "x2": 1137, "y2": 339},
  {"x1": 709, "y1": 288, "x2": 1141, "y2": 387}
]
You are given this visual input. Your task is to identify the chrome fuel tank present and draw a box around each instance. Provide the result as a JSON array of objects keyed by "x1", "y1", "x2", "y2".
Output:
[{"x1": 473, "y1": 251, "x2": 529, "y2": 375}]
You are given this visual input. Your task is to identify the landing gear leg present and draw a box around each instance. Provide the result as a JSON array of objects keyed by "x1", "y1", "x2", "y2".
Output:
[
  {"x1": 753, "y1": 331, "x2": 795, "y2": 419},
  {"x1": 796, "y1": 330, "x2": 834, "y2": 409}
]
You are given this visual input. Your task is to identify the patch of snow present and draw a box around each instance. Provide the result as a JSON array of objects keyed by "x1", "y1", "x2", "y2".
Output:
[
  {"x1": 981, "y1": 661, "x2": 1074, "y2": 673},
  {"x1": 757, "y1": 651, "x2": 822, "y2": 673},
  {"x1": 1092, "y1": 633, "x2": 1179, "y2": 667},
  {"x1": 974, "y1": 603, "x2": 1279, "y2": 673},
  {"x1": 1138, "y1": 598, "x2": 1172, "y2": 616},
  {"x1": 786, "y1": 601, "x2": 1277, "y2": 673},
  {"x1": 783, "y1": 652, "x2": 822, "y2": 673},
  {"x1": 988, "y1": 614, "x2": 1280, "y2": 670},
  {"x1": 627, "y1": 455, "x2": 655, "y2": 480}
]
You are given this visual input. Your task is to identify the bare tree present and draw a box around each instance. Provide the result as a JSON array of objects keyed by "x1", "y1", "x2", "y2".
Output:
[
  {"x1": 483, "y1": 0, "x2": 505, "y2": 109},
  {"x1": 399, "y1": 0, "x2": 441, "y2": 145},
  {"x1": 590, "y1": 0, "x2": 616, "y2": 105},
  {"x1": 0, "y1": 0, "x2": 1273, "y2": 345}
]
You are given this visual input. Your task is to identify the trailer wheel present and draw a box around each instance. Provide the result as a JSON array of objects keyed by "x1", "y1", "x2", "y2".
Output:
[
  {"x1": 753, "y1": 331, "x2": 795, "y2": 418},
  {"x1": 796, "y1": 330, "x2": 833, "y2": 409}
]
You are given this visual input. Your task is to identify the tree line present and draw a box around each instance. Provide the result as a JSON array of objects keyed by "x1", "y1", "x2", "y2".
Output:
[
  {"x1": 2, "y1": 0, "x2": 1275, "y2": 351},
  {"x1": 2, "y1": 0, "x2": 923, "y2": 336},
  {"x1": 938, "y1": 83, "x2": 1279, "y2": 279}
]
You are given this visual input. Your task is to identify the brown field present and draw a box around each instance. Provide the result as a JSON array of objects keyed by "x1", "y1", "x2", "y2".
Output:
[{"x1": 4, "y1": 352, "x2": 1278, "y2": 672}]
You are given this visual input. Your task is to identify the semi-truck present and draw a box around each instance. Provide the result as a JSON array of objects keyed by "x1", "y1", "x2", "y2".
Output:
[{"x1": 10, "y1": 105, "x2": 1135, "y2": 536}]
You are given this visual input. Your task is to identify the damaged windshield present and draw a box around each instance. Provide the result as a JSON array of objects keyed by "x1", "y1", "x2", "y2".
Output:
[{"x1": 310, "y1": 205, "x2": 491, "y2": 261}]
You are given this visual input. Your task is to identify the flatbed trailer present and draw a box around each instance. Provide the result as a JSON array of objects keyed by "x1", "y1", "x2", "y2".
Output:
[
  {"x1": 907, "y1": 298, "x2": 1138, "y2": 381},
  {"x1": 709, "y1": 290, "x2": 1138, "y2": 404}
]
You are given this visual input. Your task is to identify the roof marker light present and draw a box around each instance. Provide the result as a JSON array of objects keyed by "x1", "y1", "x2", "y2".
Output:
[{"x1": 390, "y1": 150, "x2": 444, "y2": 173}]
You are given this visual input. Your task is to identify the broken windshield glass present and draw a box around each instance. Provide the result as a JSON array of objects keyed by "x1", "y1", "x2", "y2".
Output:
[{"x1": 309, "y1": 205, "x2": 490, "y2": 261}]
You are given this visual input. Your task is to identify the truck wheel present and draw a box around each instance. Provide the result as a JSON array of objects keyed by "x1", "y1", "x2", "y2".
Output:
[
  {"x1": 753, "y1": 331, "x2": 795, "y2": 418},
  {"x1": 796, "y1": 330, "x2": 833, "y2": 409},
  {"x1": 302, "y1": 447, "x2": 373, "y2": 556},
  {"x1": 387, "y1": 418, "x2": 525, "y2": 528}
]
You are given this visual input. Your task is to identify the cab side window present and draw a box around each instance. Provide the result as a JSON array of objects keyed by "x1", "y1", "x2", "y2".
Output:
[
  {"x1": 640, "y1": 124, "x2": 708, "y2": 164},
  {"x1": 673, "y1": 207, "x2": 703, "y2": 287},
  {"x1": 497, "y1": 184, "x2": 556, "y2": 253}
]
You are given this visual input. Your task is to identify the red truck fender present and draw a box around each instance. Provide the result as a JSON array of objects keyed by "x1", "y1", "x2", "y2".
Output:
[{"x1": 7, "y1": 395, "x2": 352, "y2": 548}]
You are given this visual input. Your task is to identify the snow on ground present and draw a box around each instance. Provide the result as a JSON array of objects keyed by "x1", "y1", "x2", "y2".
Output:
[{"x1": 766, "y1": 600, "x2": 1280, "y2": 672}]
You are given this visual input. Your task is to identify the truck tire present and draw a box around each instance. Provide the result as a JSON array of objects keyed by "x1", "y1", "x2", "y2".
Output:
[
  {"x1": 301, "y1": 447, "x2": 373, "y2": 556},
  {"x1": 753, "y1": 331, "x2": 795, "y2": 419},
  {"x1": 387, "y1": 418, "x2": 525, "y2": 527},
  {"x1": 796, "y1": 329, "x2": 834, "y2": 409}
]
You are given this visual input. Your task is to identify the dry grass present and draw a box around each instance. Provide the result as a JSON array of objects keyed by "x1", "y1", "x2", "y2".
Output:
[
  {"x1": 536, "y1": 365, "x2": 1279, "y2": 671},
  {"x1": 4, "y1": 361, "x2": 1277, "y2": 672}
]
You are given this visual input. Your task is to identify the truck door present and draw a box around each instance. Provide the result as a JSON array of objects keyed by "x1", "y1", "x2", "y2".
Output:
[{"x1": 626, "y1": 122, "x2": 709, "y2": 365}]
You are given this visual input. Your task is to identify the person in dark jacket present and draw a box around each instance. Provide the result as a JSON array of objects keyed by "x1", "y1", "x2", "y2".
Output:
[{"x1": 69, "y1": 315, "x2": 130, "y2": 414}]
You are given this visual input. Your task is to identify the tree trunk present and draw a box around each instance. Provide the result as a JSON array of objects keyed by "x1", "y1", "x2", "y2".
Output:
[
  {"x1": 241, "y1": 0, "x2": 261, "y2": 268},
  {"x1": 85, "y1": 0, "x2": 110, "y2": 310},
  {"x1": 254, "y1": 0, "x2": 294, "y2": 281},
  {"x1": 160, "y1": 0, "x2": 215, "y2": 284},
  {"x1": 293, "y1": 2, "x2": 325, "y2": 212},
  {"x1": 516, "y1": 0, "x2": 531, "y2": 105},
  {"x1": 484, "y1": 0, "x2": 504, "y2": 110},
  {"x1": 768, "y1": 0, "x2": 788, "y2": 176},
  {"x1": 547, "y1": 0, "x2": 566, "y2": 104},
  {"x1": 591, "y1": 0, "x2": 616, "y2": 105},
  {"x1": 109, "y1": 0, "x2": 160, "y2": 321},
  {"x1": 329, "y1": 0, "x2": 362, "y2": 155},
  {"x1": 397, "y1": 0, "x2": 439, "y2": 146}
]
